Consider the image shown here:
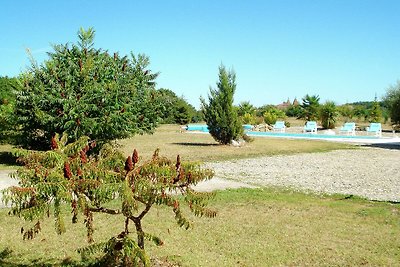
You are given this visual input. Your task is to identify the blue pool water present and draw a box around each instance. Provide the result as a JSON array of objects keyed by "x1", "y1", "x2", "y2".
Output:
[
  {"x1": 185, "y1": 124, "x2": 380, "y2": 140},
  {"x1": 246, "y1": 131, "x2": 379, "y2": 139},
  {"x1": 186, "y1": 124, "x2": 253, "y2": 132}
]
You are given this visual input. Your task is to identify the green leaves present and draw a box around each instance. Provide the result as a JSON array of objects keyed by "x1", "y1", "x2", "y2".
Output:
[
  {"x1": 6, "y1": 135, "x2": 216, "y2": 266},
  {"x1": 201, "y1": 65, "x2": 243, "y2": 144},
  {"x1": 15, "y1": 27, "x2": 159, "y2": 149}
]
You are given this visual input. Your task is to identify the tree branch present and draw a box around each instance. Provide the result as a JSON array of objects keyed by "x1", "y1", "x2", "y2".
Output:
[{"x1": 88, "y1": 207, "x2": 121, "y2": 215}]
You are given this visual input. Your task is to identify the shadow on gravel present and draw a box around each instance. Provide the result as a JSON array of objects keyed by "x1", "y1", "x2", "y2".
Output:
[
  {"x1": 0, "y1": 152, "x2": 19, "y2": 167},
  {"x1": 361, "y1": 143, "x2": 400, "y2": 150},
  {"x1": 171, "y1": 142, "x2": 219, "y2": 147}
]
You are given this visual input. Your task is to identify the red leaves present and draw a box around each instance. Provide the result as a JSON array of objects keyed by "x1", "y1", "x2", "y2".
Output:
[
  {"x1": 173, "y1": 200, "x2": 179, "y2": 210},
  {"x1": 64, "y1": 162, "x2": 72, "y2": 179},
  {"x1": 80, "y1": 150, "x2": 87, "y2": 164},
  {"x1": 125, "y1": 156, "x2": 133, "y2": 173},
  {"x1": 50, "y1": 135, "x2": 58, "y2": 150},
  {"x1": 132, "y1": 149, "x2": 139, "y2": 165}
]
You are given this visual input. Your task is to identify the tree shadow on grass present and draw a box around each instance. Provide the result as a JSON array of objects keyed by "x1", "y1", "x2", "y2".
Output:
[
  {"x1": 171, "y1": 142, "x2": 219, "y2": 147},
  {"x1": 0, "y1": 151, "x2": 19, "y2": 167},
  {"x1": 0, "y1": 248, "x2": 97, "y2": 267}
]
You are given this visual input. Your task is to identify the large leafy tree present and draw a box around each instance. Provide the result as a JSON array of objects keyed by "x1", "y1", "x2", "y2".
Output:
[
  {"x1": 201, "y1": 65, "x2": 243, "y2": 144},
  {"x1": 156, "y1": 88, "x2": 197, "y2": 125},
  {"x1": 3, "y1": 135, "x2": 216, "y2": 266},
  {"x1": 15, "y1": 27, "x2": 159, "y2": 149},
  {"x1": 299, "y1": 94, "x2": 320, "y2": 121},
  {"x1": 0, "y1": 76, "x2": 21, "y2": 143},
  {"x1": 384, "y1": 81, "x2": 400, "y2": 126}
]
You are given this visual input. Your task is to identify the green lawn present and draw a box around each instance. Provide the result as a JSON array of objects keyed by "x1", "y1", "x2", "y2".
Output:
[{"x1": 1, "y1": 188, "x2": 399, "y2": 266}]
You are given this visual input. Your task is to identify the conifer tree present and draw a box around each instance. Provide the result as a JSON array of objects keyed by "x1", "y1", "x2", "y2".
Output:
[
  {"x1": 369, "y1": 96, "x2": 382, "y2": 123},
  {"x1": 201, "y1": 65, "x2": 243, "y2": 144}
]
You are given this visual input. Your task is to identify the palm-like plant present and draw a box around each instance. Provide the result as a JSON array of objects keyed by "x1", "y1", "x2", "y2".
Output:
[
  {"x1": 319, "y1": 101, "x2": 338, "y2": 129},
  {"x1": 299, "y1": 94, "x2": 320, "y2": 121}
]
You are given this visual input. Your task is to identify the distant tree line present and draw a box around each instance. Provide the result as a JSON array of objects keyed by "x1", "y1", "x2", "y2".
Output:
[{"x1": 233, "y1": 94, "x2": 391, "y2": 129}]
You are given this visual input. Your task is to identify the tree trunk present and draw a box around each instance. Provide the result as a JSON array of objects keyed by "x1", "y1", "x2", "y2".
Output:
[{"x1": 133, "y1": 218, "x2": 145, "y2": 249}]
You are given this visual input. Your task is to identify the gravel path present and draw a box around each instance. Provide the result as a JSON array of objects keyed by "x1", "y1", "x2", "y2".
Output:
[
  {"x1": 1, "y1": 147, "x2": 399, "y2": 205},
  {"x1": 204, "y1": 147, "x2": 400, "y2": 202},
  {"x1": 0, "y1": 170, "x2": 18, "y2": 208}
]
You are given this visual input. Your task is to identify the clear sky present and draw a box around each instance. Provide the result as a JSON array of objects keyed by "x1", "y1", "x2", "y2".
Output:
[{"x1": 1, "y1": 0, "x2": 400, "y2": 108}]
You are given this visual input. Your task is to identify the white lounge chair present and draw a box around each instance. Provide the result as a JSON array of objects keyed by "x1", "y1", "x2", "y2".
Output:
[
  {"x1": 272, "y1": 121, "x2": 286, "y2": 132},
  {"x1": 303, "y1": 121, "x2": 318, "y2": 134},
  {"x1": 366, "y1": 123, "x2": 382, "y2": 137},
  {"x1": 339, "y1": 122, "x2": 356, "y2": 136}
]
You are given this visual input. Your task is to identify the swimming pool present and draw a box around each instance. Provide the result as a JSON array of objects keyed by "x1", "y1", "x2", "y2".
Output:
[{"x1": 246, "y1": 131, "x2": 379, "y2": 140}]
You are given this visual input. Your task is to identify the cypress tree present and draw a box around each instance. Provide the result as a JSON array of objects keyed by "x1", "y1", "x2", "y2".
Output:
[{"x1": 201, "y1": 65, "x2": 243, "y2": 144}]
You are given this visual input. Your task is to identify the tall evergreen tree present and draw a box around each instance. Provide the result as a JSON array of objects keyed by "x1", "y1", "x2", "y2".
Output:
[
  {"x1": 201, "y1": 65, "x2": 243, "y2": 144},
  {"x1": 14, "y1": 27, "x2": 160, "y2": 149},
  {"x1": 369, "y1": 96, "x2": 382, "y2": 123}
]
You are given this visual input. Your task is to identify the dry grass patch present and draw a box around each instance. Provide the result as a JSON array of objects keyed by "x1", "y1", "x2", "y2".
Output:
[{"x1": 118, "y1": 125, "x2": 353, "y2": 162}]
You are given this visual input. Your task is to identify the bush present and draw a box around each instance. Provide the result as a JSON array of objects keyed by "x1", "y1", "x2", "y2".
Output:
[
  {"x1": 263, "y1": 111, "x2": 278, "y2": 125},
  {"x1": 3, "y1": 134, "x2": 216, "y2": 266},
  {"x1": 319, "y1": 101, "x2": 338, "y2": 129},
  {"x1": 241, "y1": 113, "x2": 256, "y2": 125}
]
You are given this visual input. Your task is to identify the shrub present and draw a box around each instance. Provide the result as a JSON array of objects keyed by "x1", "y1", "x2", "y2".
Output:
[
  {"x1": 319, "y1": 101, "x2": 338, "y2": 129},
  {"x1": 3, "y1": 134, "x2": 216, "y2": 266},
  {"x1": 241, "y1": 113, "x2": 256, "y2": 125},
  {"x1": 263, "y1": 111, "x2": 278, "y2": 125}
]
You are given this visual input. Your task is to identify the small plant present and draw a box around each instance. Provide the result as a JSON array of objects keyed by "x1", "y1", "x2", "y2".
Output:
[
  {"x1": 2, "y1": 134, "x2": 216, "y2": 266},
  {"x1": 241, "y1": 113, "x2": 256, "y2": 125},
  {"x1": 319, "y1": 101, "x2": 338, "y2": 129},
  {"x1": 263, "y1": 111, "x2": 278, "y2": 125}
]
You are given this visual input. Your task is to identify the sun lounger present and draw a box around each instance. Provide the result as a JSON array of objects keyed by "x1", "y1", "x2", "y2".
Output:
[
  {"x1": 339, "y1": 122, "x2": 356, "y2": 136},
  {"x1": 242, "y1": 124, "x2": 254, "y2": 131},
  {"x1": 366, "y1": 123, "x2": 382, "y2": 137},
  {"x1": 273, "y1": 121, "x2": 286, "y2": 132},
  {"x1": 303, "y1": 121, "x2": 318, "y2": 134}
]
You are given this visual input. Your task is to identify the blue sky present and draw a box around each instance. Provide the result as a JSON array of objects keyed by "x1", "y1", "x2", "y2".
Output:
[{"x1": 1, "y1": 1, "x2": 400, "y2": 108}]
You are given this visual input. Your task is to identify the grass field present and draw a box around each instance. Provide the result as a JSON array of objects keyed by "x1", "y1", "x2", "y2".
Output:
[
  {"x1": 1, "y1": 188, "x2": 399, "y2": 266},
  {"x1": 1, "y1": 125, "x2": 399, "y2": 266}
]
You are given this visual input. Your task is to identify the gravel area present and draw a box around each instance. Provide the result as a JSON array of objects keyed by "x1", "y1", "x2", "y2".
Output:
[
  {"x1": 204, "y1": 147, "x2": 400, "y2": 202},
  {"x1": 1, "y1": 147, "x2": 399, "y2": 206},
  {"x1": 0, "y1": 170, "x2": 18, "y2": 208}
]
